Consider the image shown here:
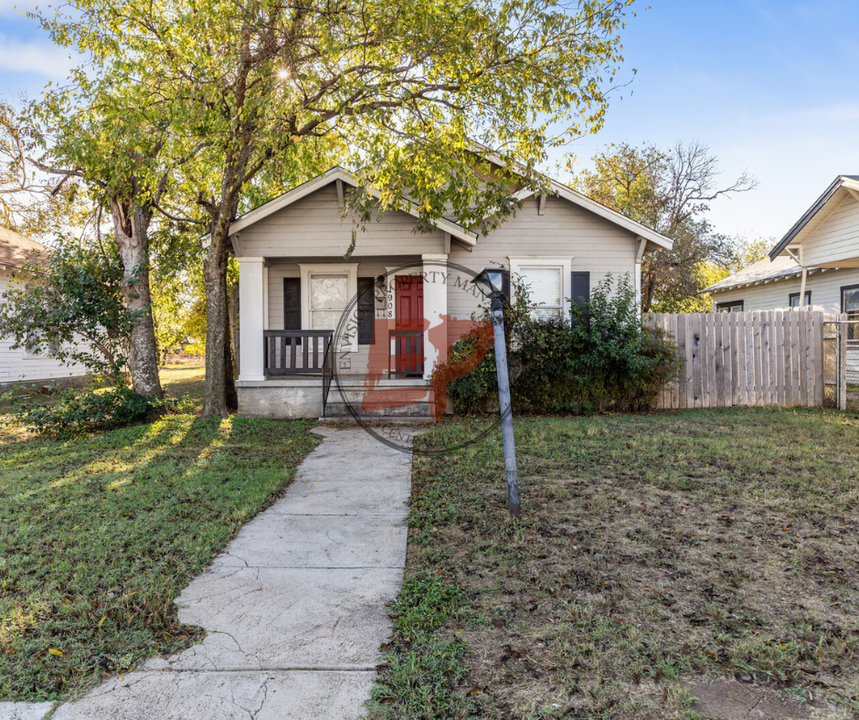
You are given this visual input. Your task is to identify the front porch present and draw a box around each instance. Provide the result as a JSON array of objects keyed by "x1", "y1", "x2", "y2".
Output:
[{"x1": 234, "y1": 255, "x2": 450, "y2": 420}]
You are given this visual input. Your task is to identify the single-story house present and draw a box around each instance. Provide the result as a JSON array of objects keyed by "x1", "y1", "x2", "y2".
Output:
[
  {"x1": 230, "y1": 166, "x2": 674, "y2": 419},
  {"x1": 0, "y1": 226, "x2": 89, "y2": 388},
  {"x1": 705, "y1": 175, "x2": 859, "y2": 316}
]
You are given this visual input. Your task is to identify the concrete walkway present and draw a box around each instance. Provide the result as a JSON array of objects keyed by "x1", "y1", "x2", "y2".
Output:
[{"x1": 6, "y1": 426, "x2": 413, "y2": 720}]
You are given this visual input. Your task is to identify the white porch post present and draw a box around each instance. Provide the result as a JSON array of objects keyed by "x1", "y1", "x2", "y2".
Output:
[
  {"x1": 422, "y1": 254, "x2": 448, "y2": 380},
  {"x1": 238, "y1": 257, "x2": 266, "y2": 382}
]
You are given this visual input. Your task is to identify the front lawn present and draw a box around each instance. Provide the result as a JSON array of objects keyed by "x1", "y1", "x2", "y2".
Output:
[
  {"x1": 369, "y1": 409, "x2": 859, "y2": 719},
  {"x1": 0, "y1": 366, "x2": 319, "y2": 702}
]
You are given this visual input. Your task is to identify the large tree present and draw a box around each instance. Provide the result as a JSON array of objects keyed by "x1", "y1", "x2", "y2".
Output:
[
  {"x1": 0, "y1": 99, "x2": 82, "y2": 238},
  {"x1": 22, "y1": 76, "x2": 194, "y2": 399},
  {"x1": 574, "y1": 141, "x2": 757, "y2": 311},
  {"x1": 39, "y1": 0, "x2": 640, "y2": 416}
]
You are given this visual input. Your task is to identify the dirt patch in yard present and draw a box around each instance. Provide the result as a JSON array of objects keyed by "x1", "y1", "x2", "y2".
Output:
[{"x1": 370, "y1": 409, "x2": 859, "y2": 719}]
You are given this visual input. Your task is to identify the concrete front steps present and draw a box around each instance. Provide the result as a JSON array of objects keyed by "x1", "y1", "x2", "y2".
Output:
[{"x1": 322, "y1": 378, "x2": 437, "y2": 424}]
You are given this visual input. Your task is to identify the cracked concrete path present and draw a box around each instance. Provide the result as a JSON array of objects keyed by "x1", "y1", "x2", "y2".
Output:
[{"x1": 27, "y1": 426, "x2": 414, "y2": 720}]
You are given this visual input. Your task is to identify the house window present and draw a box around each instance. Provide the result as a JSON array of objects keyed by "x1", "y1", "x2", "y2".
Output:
[
  {"x1": 309, "y1": 274, "x2": 349, "y2": 330},
  {"x1": 298, "y1": 263, "x2": 359, "y2": 350},
  {"x1": 788, "y1": 291, "x2": 811, "y2": 308},
  {"x1": 508, "y1": 257, "x2": 573, "y2": 320},
  {"x1": 716, "y1": 300, "x2": 744, "y2": 313}
]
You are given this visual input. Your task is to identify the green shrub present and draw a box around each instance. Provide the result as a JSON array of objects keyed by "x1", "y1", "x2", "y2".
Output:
[
  {"x1": 445, "y1": 339, "x2": 498, "y2": 414},
  {"x1": 567, "y1": 275, "x2": 680, "y2": 411},
  {"x1": 444, "y1": 274, "x2": 679, "y2": 414},
  {"x1": 6, "y1": 386, "x2": 190, "y2": 435}
]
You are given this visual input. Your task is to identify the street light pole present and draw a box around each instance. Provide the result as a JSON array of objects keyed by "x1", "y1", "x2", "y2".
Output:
[
  {"x1": 472, "y1": 267, "x2": 521, "y2": 519},
  {"x1": 490, "y1": 295, "x2": 521, "y2": 518}
]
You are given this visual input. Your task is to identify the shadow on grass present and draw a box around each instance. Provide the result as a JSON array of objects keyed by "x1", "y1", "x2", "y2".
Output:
[{"x1": 0, "y1": 412, "x2": 319, "y2": 702}]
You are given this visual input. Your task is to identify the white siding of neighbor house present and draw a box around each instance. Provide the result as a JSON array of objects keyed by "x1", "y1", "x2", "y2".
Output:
[
  {"x1": 0, "y1": 269, "x2": 88, "y2": 385},
  {"x1": 709, "y1": 266, "x2": 859, "y2": 314},
  {"x1": 801, "y1": 193, "x2": 859, "y2": 267},
  {"x1": 236, "y1": 184, "x2": 446, "y2": 258},
  {"x1": 447, "y1": 194, "x2": 640, "y2": 343}
]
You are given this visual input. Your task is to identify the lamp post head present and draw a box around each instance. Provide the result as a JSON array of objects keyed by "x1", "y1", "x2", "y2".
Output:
[{"x1": 472, "y1": 267, "x2": 509, "y2": 300}]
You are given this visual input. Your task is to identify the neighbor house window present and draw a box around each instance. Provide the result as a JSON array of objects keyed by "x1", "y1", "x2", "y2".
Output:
[
  {"x1": 716, "y1": 300, "x2": 744, "y2": 313},
  {"x1": 508, "y1": 257, "x2": 573, "y2": 320},
  {"x1": 22, "y1": 331, "x2": 61, "y2": 359},
  {"x1": 841, "y1": 284, "x2": 859, "y2": 340},
  {"x1": 788, "y1": 291, "x2": 811, "y2": 308}
]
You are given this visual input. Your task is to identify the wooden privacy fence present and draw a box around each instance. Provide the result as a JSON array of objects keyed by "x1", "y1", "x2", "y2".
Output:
[{"x1": 644, "y1": 311, "x2": 832, "y2": 410}]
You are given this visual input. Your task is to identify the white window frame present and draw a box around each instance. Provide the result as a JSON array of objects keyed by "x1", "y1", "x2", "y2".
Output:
[
  {"x1": 508, "y1": 257, "x2": 573, "y2": 318},
  {"x1": 298, "y1": 263, "x2": 359, "y2": 351}
]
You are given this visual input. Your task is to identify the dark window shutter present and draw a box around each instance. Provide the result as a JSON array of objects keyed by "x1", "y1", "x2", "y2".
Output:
[
  {"x1": 283, "y1": 278, "x2": 301, "y2": 332},
  {"x1": 358, "y1": 277, "x2": 375, "y2": 345},
  {"x1": 571, "y1": 271, "x2": 590, "y2": 308}
]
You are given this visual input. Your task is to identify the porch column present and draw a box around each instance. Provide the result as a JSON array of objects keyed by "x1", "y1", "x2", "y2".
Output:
[
  {"x1": 422, "y1": 253, "x2": 448, "y2": 380},
  {"x1": 237, "y1": 257, "x2": 266, "y2": 382}
]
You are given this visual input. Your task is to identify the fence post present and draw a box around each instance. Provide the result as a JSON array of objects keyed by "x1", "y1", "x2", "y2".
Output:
[{"x1": 839, "y1": 313, "x2": 848, "y2": 411}]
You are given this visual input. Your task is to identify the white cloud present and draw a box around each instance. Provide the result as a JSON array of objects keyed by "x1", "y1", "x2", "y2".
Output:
[{"x1": 0, "y1": 34, "x2": 77, "y2": 78}]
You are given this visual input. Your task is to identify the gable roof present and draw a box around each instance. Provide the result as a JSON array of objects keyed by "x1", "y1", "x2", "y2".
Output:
[
  {"x1": 769, "y1": 174, "x2": 859, "y2": 260},
  {"x1": 0, "y1": 226, "x2": 46, "y2": 270},
  {"x1": 227, "y1": 167, "x2": 478, "y2": 246},
  {"x1": 512, "y1": 180, "x2": 673, "y2": 253},
  {"x1": 227, "y1": 165, "x2": 675, "y2": 253}
]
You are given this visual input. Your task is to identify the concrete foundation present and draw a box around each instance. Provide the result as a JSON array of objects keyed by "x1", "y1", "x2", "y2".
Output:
[
  {"x1": 237, "y1": 379, "x2": 324, "y2": 418},
  {"x1": 236, "y1": 377, "x2": 431, "y2": 419}
]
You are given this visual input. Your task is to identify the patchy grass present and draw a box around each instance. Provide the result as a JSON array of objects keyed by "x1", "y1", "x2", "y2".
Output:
[
  {"x1": 0, "y1": 367, "x2": 319, "y2": 702},
  {"x1": 369, "y1": 408, "x2": 859, "y2": 719}
]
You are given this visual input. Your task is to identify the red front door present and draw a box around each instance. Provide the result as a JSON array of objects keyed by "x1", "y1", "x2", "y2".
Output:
[{"x1": 395, "y1": 275, "x2": 424, "y2": 375}]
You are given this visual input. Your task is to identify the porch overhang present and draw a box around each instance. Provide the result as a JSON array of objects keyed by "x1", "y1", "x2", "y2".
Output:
[{"x1": 226, "y1": 167, "x2": 478, "y2": 250}]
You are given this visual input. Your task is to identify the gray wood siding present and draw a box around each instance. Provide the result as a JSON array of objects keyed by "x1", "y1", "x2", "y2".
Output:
[
  {"x1": 446, "y1": 195, "x2": 639, "y2": 344},
  {"x1": 801, "y1": 193, "x2": 859, "y2": 266},
  {"x1": 0, "y1": 270, "x2": 88, "y2": 383},
  {"x1": 710, "y1": 266, "x2": 859, "y2": 314},
  {"x1": 266, "y1": 258, "x2": 410, "y2": 375},
  {"x1": 237, "y1": 184, "x2": 446, "y2": 258}
]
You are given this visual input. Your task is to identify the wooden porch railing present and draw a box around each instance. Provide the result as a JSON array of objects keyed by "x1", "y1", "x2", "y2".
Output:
[
  {"x1": 264, "y1": 330, "x2": 333, "y2": 376},
  {"x1": 388, "y1": 330, "x2": 424, "y2": 377}
]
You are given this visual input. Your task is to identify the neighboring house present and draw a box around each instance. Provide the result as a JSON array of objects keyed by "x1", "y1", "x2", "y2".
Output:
[
  {"x1": 0, "y1": 226, "x2": 88, "y2": 388},
  {"x1": 230, "y1": 166, "x2": 673, "y2": 419},
  {"x1": 705, "y1": 175, "x2": 859, "y2": 316}
]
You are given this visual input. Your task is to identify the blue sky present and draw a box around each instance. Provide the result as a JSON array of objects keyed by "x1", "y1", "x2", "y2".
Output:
[{"x1": 1, "y1": 0, "x2": 858, "y2": 243}]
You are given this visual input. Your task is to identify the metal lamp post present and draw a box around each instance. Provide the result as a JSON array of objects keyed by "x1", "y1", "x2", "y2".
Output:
[{"x1": 472, "y1": 268, "x2": 520, "y2": 518}]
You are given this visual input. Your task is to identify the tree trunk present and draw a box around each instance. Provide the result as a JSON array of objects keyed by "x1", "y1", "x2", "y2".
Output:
[
  {"x1": 225, "y1": 274, "x2": 238, "y2": 411},
  {"x1": 108, "y1": 197, "x2": 163, "y2": 399},
  {"x1": 201, "y1": 218, "x2": 235, "y2": 417}
]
